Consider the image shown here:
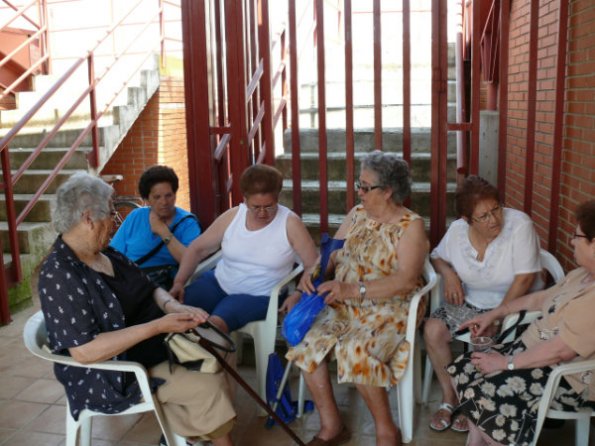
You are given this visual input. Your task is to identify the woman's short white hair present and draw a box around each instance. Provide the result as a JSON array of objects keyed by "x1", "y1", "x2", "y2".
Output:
[{"x1": 52, "y1": 172, "x2": 113, "y2": 234}]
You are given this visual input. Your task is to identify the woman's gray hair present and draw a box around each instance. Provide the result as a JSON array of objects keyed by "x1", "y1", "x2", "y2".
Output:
[
  {"x1": 52, "y1": 172, "x2": 114, "y2": 234},
  {"x1": 361, "y1": 150, "x2": 412, "y2": 204}
]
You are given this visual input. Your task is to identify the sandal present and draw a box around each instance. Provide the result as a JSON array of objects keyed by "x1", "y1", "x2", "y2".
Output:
[
  {"x1": 451, "y1": 413, "x2": 469, "y2": 433},
  {"x1": 429, "y1": 402, "x2": 454, "y2": 432}
]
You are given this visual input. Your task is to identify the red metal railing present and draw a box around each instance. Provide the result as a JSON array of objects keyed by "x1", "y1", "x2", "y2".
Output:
[
  {"x1": 0, "y1": 0, "x2": 177, "y2": 324},
  {"x1": 0, "y1": 0, "x2": 50, "y2": 100},
  {"x1": 183, "y1": 0, "x2": 298, "y2": 226}
]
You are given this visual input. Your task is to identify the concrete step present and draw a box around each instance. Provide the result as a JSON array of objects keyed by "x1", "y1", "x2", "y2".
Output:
[
  {"x1": 298, "y1": 78, "x2": 456, "y2": 108},
  {"x1": 8, "y1": 147, "x2": 90, "y2": 170},
  {"x1": 297, "y1": 103, "x2": 455, "y2": 129},
  {"x1": 275, "y1": 151, "x2": 457, "y2": 183},
  {"x1": 283, "y1": 127, "x2": 457, "y2": 153},
  {"x1": 0, "y1": 194, "x2": 53, "y2": 222},
  {"x1": 0, "y1": 221, "x2": 56, "y2": 255},
  {"x1": 0, "y1": 169, "x2": 78, "y2": 194},
  {"x1": 279, "y1": 180, "x2": 457, "y2": 216},
  {"x1": 3, "y1": 127, "x2": 102, "y2": 149}
]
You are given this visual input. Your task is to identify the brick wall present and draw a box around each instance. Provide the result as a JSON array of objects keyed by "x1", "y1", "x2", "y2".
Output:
[
  {"x1": 505, "y1": 0, "x2": 594, "y2": 271},
  {"x1": 101, "y1": 76, "x2": 190, "y2": 211},
  {"x1": 556, "y1": 0, "x2": 595, "y2": 270}
]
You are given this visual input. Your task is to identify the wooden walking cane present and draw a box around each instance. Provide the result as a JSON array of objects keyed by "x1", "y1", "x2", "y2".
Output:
[{"x1": 194, "y1": 325, "x2": 306, "y2": 446}]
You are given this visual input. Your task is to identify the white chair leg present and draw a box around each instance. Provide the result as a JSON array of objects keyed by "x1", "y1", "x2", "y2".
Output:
[
  {"x1": 66, "y1": 405, "x2": 91, "y2": 446},
  {"x1": 414, "y1": 340, "x2": 422, "y2": 403},
  {"x1": 79, "y1": 418, "x2": 92, "y2": 446},
  {"x1": 397, "y1": 374, "x2": 414, "y2": 444},
  {"x1": 575, "y1": 416, "x2": 590, "y2": 446},
  {"x1": 297, "y1": 371, "x2": 306, "y2": 418},
  {"x1": 422, "y1": 355, "x2": 433, "y2": 405}
]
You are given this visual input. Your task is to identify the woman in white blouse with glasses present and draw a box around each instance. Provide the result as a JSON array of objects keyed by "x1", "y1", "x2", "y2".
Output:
[{"x1": 424, "y1": 175, "x2": 544, "y2": 434}]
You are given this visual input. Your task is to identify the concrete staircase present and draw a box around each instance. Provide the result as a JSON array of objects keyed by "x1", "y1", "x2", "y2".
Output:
[
  {"x1": 277, "y1": 128, "x2": 458, "y2": 240},
  {"x1": 0, "y1": 63, "x2": 160, "y2": 310},
  {"x1": 275, "y1": 37, "x2": 459, "y2": 240}
]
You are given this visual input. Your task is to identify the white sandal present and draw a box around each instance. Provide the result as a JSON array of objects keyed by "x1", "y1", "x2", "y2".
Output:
[{"x1": 429, "y1": 402, "x2": 454, "y2": 432}]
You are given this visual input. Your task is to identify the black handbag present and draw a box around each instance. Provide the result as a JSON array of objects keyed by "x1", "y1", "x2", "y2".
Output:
[{"x1": 136, "y1": 214, "x2": 197, "y2": 289}]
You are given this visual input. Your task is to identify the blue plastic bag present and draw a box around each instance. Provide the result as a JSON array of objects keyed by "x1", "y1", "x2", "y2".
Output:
[
  {"x1": 282, "y1": 233, "x2": 345, "y2": 346},
  {"x1": 265, "y1": 352, "x2": 296, "y2": 424}
]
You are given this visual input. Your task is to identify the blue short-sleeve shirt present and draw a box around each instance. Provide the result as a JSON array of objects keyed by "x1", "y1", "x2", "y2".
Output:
[{"x1": 109, "y1": 206, "x2": 201, "y2": 268}]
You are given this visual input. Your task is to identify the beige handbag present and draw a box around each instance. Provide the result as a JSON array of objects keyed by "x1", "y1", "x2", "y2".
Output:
[
  {"x1": 163, "y1": 322, "x2": 236, "y2": 373},
  {"x1": 164, "y1": 331, "x2": 221, "y2": 373}
]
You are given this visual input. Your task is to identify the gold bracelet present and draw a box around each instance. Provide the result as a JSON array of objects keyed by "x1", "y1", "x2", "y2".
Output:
[{"x1": 163, "y1": 299, "x2": 175, "y2": 312}]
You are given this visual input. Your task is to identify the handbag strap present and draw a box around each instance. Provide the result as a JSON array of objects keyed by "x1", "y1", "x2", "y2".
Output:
[
  {"x1": 495, "y1": 310, "x2": 528, "y2": 344},
  {"x1": 136, "y1": 214, "x2": 197, "y2": 266}
]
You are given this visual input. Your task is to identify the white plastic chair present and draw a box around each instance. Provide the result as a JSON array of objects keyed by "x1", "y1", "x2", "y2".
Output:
[
  {"x1": 294, "y1": 257, "x2": 438, "y2": 444},
  {"x1": 532, "y1": 357, "x2": 595, "y2": 446},
  {"x1": 421, "y1": 248, "x2": 565, "y2": 404},
  {"x1": 189, "y1": 251, "x2": 304, "y2": 408},
  {"x1": 475, "y1": 309, "x2": 595, "y2": 446},
  {"x1": 23, "y1": 311, "x2": 185, "y2": 446}
]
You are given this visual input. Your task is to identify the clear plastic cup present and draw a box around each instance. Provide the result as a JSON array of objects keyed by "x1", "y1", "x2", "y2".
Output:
[{"x1": 470, "y1": 336, "x2": 494, "y2": 352}]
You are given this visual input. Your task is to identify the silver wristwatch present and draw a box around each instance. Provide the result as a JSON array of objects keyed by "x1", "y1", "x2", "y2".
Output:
[{"x1": 506, "y1": 355, "x2": 515, "y2": 371}]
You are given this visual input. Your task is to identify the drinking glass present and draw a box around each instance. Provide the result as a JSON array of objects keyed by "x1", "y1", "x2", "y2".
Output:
[{"x1": 470, "y1": 336, "x2": 494, "y2": 353}]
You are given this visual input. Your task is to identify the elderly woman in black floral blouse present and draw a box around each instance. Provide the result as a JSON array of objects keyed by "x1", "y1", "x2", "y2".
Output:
[{"x1": 38, "y1": 172, "x2": 235, "y2": 446}]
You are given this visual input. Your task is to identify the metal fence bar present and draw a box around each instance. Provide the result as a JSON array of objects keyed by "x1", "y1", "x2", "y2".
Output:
[
  {"x1": 547, "y1": 0, "x2": 569, "y2": 253},
  {"x1": 469, "y1": 0, "x2": 481, "y2": 174},
  {"x1": 289, "y1": 0, "x2": 302, "y2": 216},
  {"x1": 523, "y1": 0, "x2": 539, "y2": 216},
  {"x1": 431, "y1": 0, "x2": 448, "y2": 247},
  {"x1": 373, "y1": 0, "x2": 382, "y2": 150},
  {"x1": 497, "y1": 0, "x2": 510, "y2": 196},
  {"x1": 315, "y1": 0, "x2": 328, "y2": 234},
  {"x1": 344, "y1": 0, "x2": 355, "y2": 211}
]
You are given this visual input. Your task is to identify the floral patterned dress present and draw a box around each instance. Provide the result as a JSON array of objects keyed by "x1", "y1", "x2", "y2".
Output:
[{"x1": 286, "y1": 205, "x2": 424, "y2": 387}]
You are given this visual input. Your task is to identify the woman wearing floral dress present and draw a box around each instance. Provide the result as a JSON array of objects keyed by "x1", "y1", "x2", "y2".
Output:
[
  {"x1": 447, "y1": 199, "x2": 595, "y2": 446},
  {"x1": 285, "y1": 151, "x2": 429, "y2": 446}
]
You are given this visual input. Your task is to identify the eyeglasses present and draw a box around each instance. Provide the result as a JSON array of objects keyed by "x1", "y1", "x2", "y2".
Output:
[
  {"x1": 573, "y1": 233, "x2": 591, "y2": 241},
  {"x1": 247, "y1": 204, "x2": 278, "y2": 214},
  {"x1": 472, "y1": 205, "x2": 503, "y2": 223},
  {"x1": 356, "y1": 182, "x2": 383, "y2": 194}
]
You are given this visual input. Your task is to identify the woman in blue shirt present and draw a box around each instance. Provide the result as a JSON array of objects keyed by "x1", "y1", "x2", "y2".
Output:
[{"x1": 110, "y1": 165, "x2": 201, "y2": 288}]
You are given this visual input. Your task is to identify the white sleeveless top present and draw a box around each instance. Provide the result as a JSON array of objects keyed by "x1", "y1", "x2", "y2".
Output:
[{"x1": 214, "y1": 203, "x2": 296, "y2": 296}]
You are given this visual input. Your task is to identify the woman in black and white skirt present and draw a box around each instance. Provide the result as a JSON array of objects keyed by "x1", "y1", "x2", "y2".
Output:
[{"x1": 447, "y1": 199, "x2": 595, "y2": 446}]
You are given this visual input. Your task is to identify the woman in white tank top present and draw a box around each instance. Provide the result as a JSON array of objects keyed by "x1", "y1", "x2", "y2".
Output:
[{"x1": 169, "y1": 164, "x2": 318, "y2": 333}]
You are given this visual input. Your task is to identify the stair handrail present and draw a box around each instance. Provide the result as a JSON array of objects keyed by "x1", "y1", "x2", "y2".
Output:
[
  {"x1": 0, "y1": 0, "x2": 50, "y2": 100},
  {"x1": 0, "y1": 0, "x2": 158, "y2": 155},
  {"x1": 0, "y1": 0, "x2": 38, "y2": 30},
  {"x1": 0, "y1": 0, "x2": 173, "y2": 322}
]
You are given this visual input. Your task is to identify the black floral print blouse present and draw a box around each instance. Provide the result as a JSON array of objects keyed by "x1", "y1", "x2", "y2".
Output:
[{"x1": 38, "y1": 237, "x2": 159, "y2": 420}]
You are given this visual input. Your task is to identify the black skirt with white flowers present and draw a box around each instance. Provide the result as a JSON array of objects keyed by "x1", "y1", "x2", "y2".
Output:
[{"x1": 447, "y1": 339, "x2": 594, "y2": 446}]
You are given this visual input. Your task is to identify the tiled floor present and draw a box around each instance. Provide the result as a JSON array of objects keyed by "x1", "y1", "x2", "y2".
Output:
[{"x1": 1, "y1": 300, "x2": 593, "y2": 446}]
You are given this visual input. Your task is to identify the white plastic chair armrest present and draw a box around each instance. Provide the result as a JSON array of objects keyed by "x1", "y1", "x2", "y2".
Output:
[
  {"x1": 533, "y1": 358, "x2": 595, "y2": 444},
  {"x1": 406, "y1": 259, "x2": 438, "y2": 344},
  {"x1": 187, "y1": 250, "x2": 223, "y2": 284},
  {"x1": 265, "y1": 263, "x2": 304, "y2": 324}
]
